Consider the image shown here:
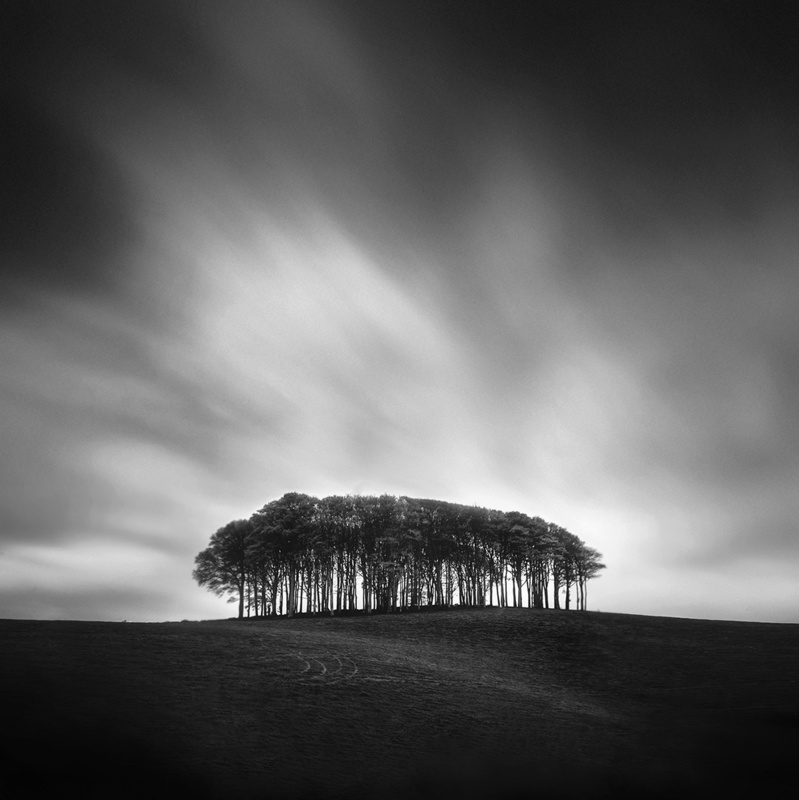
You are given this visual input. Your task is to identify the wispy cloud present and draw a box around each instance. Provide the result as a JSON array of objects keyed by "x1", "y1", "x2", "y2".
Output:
[{"x1": 2, "y1": 1, "x2": 798, "y2": 622}]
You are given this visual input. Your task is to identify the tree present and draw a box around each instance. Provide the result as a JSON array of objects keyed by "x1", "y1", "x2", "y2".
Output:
[
  {"x1": 574, "y1": 545, "x2": 606, "y2": 611},
  {"x1": 257, "y1": 493, "x2": 317, "y2": 616},
  {"x1": 192, "y1": 518, "x2": 252, "y2": 619}
]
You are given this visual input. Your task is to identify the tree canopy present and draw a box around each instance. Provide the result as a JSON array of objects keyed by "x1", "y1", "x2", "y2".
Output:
[{"x1": 193, "y1": 493, "x2": 605, "y2": 618}]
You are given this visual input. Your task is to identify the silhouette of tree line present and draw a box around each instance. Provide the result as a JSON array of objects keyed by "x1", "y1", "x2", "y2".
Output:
[{"x1": 193, "y1": 493, "x2": 605, "y2": 618}]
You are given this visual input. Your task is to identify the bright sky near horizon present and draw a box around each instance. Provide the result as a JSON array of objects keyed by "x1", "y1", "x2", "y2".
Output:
[{"x1": 2, "y1": 1, "x2": 798, "y2": 623}]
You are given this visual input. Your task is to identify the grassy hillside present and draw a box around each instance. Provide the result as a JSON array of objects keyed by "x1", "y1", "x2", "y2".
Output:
[{"x1": 2, "y1": 608, "x2": 798, "y2": 798}]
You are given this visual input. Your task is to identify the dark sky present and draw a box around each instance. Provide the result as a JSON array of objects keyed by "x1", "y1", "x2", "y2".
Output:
[{"x1": 2, "y1": 1, "x2": 798, "y2": 621}]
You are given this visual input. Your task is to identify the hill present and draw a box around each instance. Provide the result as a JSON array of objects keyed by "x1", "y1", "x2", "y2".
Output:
[{"x1": 2, "y1": 608, "x2": 798, "y2": 798}]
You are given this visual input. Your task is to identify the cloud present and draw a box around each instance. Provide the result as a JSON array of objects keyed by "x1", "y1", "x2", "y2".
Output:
[{"x1": 2, "y1": 1, "x2": 799, "y2": 621}]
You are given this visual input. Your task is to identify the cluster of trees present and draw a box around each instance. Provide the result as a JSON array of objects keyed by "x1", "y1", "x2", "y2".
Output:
[{"x1": 193, "y1": 493, "x2": 605, "y2": 619}]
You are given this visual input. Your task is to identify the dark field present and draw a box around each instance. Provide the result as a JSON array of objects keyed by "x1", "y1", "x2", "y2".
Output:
[{"x1": 2, "y1": 608, "x2": 798, "y2": 798}]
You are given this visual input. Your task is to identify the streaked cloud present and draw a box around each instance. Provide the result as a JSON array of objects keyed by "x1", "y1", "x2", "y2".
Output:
[{"x1": 2, "y1": 1, "x2": 798, "y2": 622}]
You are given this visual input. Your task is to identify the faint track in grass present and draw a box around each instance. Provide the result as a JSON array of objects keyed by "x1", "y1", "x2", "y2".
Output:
[
  {"x1": 294, "y1": 653, "x2": 360, "y2": 684},
  {"x1": 243, "y1": 636, "x2": 616, "y2": 718},
  {"x1": 246, "y1": 651, "x2": 360, "y2": 684}
]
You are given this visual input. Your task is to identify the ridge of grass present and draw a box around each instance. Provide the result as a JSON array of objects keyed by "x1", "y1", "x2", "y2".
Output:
[{"x1": 2, "y1": 608, "x2": 797, "y2": 798}]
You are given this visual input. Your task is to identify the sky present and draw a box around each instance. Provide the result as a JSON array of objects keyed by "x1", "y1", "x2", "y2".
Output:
[{"x1": 2, "y1": 0, "x2": 798, "y2": 623}]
